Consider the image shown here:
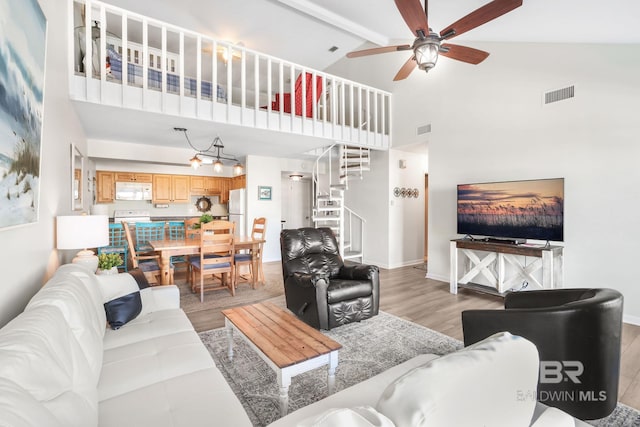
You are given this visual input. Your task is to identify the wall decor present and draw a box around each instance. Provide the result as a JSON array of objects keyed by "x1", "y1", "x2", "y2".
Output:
[
  {"x1": 258, "y1": 186, "x2": 272, "y2": 201},
  {"x1": 0, "y1": 0, "x2": 47, "y2": 230}
]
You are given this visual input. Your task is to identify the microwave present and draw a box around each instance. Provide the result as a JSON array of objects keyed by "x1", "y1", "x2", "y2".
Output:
[{"x1": 115, "y1": 182, "x2": 153, "y2": 201}]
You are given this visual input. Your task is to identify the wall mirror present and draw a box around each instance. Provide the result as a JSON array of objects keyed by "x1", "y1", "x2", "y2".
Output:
[{"x1": 71, "y1": 144, "x2": 84, "y2": 211}]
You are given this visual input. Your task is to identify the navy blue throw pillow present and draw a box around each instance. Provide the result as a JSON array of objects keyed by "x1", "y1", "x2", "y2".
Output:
[{"x1": 104, "y1": 291, "x2": 142, "y2": 330}]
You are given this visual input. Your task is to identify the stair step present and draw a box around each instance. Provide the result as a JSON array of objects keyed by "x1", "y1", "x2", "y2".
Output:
[
  {"x1": 342, "y1": 147, "x2": 369, "y2": 154},
  {"x1": 343, "y1": 156, "x2": 370, "y2": 162},
  {"x1": 313, "y1": 215, "x2": 341, "y2": 220},
  {"x1": 330, "y1": 184, "x2": 346, "y2": 191},
  {"x1": 341, "y1": 164, "x2": 371, "y2": 170},
  {"x1": 315, "y1": 206, "x2": 341, "y2": 212}
]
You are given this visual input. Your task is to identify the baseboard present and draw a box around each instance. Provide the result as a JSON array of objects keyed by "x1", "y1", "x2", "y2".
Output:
[
  {"x1": 624, "y1": 314, "x2": 640, "y2": 326},
  {"x1": 426, "y1": 272, "x2": 449, "y2": 282}
]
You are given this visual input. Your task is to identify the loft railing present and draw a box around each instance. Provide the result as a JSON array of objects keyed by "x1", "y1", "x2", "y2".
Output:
[{"x1": 68, "y1": 0, "x2": 391, "y2": 148}]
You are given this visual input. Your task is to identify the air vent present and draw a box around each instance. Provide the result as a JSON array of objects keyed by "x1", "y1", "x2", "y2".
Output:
[
  {"x1": 416, "y1": 123, "x2": 431, "y2": 135},
  {"x1": 544, "y1": 85, "x2": 575, "y2": 105}
]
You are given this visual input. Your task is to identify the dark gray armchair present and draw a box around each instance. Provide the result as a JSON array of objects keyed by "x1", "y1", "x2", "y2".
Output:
[
  {"x1": 462, "y1": 288, "x2": 623, "y2": 420},
  {"x1": 280, "y1": 227, "x2": 379, "y2": 330}
]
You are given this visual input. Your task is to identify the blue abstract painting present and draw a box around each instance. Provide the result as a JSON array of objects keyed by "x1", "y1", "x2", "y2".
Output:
[{"x1": 0, "y1": 0, "x2": 46, "y2": 229}]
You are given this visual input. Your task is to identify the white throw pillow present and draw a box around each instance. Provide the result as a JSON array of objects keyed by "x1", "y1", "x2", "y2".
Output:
[
  {"x1": 376, "y1": 332, "x2": 539, "y2": 427},
  {"x1": 298, "y1": 406, "x2": 396, "y2": 427},
  {"x1": 96, "y1": 272, "x2": 148, "y2": 329}
]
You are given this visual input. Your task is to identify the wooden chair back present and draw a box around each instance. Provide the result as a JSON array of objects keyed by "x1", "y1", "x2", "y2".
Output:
[
  {"x1": 185, "y1": 217, "x2": 201, "y2": 238},
  {"x1": 192, "y1": 221, "x2": 236, "y2": 302}
]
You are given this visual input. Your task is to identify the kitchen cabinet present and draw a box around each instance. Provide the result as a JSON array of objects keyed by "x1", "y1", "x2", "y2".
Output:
[
  {"x1": 114, "y1": 172, "x2": 152, "y2": 183},
  {"x1": 219, "y1": 178, "x2": 230, "y2": 204},
  {"x1": 96, "y1": 171, "x2": 115, "y2": 203},
  {"x1": 190, "y1": 176, "x2": 225, "y2": 195},
  {"x1": 230, "y1": 174, "x2": 246, "y2": 190},
  {"x1": 153, "y1": 174, "x2": 190, "y2": 203}
]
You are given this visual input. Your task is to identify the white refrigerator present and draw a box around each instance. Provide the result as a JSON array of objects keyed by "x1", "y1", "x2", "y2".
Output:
[{"x1": 228, "y1": 188, "x2": 246, "y2": 237}]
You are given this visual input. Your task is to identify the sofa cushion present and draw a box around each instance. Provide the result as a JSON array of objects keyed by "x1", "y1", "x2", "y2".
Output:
[
  {"x1": 297, "y1": 406, "x2": 395, "y2": 427},
  {"x1": 26, "y1": 272, "x2": 105, "y2": 382},
  {"x1": 99, "y1": 330, "x2": 216, "y2": 401},
  {"x1": 98, "y1": 367, "x2": 252, "y2": 427},
  {"x1": 0, "y1": 305, "x2": 98, "y2": 427},
  {"x1": 376, "y1": 332, "x2": 538, "y2": 427},
  {"x1": 56, "y1": 264, "x2": 107, "y2": 326},
  {"x1": 103, "y1": 308, "x2": 195, "y2": 350},
  {"x1": 0, "y1": 378, "x2": 63, "y2": 427}
]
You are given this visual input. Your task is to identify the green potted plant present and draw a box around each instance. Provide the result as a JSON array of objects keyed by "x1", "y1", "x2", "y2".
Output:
[
  {"x1": 193, "y1": 213, "x2": 214, "y2": 229},
  {"x1": 97, "y1": 253, "x2": 124, "y2": 275}
]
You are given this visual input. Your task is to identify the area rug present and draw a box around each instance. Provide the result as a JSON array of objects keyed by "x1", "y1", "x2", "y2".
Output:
[{"x1": 198, "y1": 311, "x2": 640, "y2": 427}]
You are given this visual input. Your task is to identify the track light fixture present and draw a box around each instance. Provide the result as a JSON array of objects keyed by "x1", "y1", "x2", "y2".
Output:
[{"x1": 175, "y1": 127, "x2": 243, "y2": 175}]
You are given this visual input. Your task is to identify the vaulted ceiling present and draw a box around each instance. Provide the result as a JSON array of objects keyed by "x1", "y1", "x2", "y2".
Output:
[{"x1": 84, "y1": 0, "x2": 640, "y2": 162}]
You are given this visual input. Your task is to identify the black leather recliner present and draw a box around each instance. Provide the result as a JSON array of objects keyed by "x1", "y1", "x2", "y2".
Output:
[
  {"x1": 280, "y1": 227, "x2": 380, "y2": 330},
  {"x1": 462, "y1": 288, "x2": 623, "y2": 420}
]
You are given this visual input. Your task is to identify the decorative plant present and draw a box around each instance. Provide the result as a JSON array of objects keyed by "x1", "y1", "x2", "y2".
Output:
[
  {"x1": 98, "y1": 253, "x2": 124, "y2": 270},
  {"x1": 194, "y1": 213, "x2": 214, "y2": 229}
]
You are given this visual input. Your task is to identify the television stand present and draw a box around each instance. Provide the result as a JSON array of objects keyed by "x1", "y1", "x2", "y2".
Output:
[{"x1": 449, "y1": 239, "x2": 563, "y2": 295}]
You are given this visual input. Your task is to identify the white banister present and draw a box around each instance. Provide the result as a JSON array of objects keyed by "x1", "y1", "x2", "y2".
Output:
[{"x1": 69, "y1": 0, "x2": 391, "y2": 149}]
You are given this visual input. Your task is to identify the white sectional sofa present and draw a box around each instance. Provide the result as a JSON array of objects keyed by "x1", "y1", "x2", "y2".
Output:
[
  {"x1": 0, "y1": 264, "x2": 596, "y2": 427},
  {"x1": 0, "y1": 264, "x2": 251, "y2": 427}
]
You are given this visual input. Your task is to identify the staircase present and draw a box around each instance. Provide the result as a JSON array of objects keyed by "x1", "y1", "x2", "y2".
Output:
[{"x1": 312, "y1": 144, "x2": 369, "y2": 262}]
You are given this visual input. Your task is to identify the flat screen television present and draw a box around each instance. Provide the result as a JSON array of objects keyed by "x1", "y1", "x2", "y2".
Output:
[{"x1": 457, "y1": 178, "x2": 564, "y2": 242}]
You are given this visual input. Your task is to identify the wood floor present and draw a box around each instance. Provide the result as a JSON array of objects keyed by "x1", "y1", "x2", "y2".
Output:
[{"x1": 181, "y1": 261, "x2": 640, "y2": 411}]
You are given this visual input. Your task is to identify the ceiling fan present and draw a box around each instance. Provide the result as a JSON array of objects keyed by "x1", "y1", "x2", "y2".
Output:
[{"x1": 346, "y1": 0, "x2": 523, "y2": 81}]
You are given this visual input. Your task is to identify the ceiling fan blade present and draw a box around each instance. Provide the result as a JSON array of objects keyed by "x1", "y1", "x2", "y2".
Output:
[
  {"x1": 393, "y1": 56, "x2": 417, "y2": 81},
  {"x1": 394, "y1": 0, "x2": 429, "y2": 37},
  {"x1": 440, "y1": 0, "x2": 522, "y2": 40},
  {"x1": 346, "y1": 45, "x2": 412, "y2": 59},
  {"x1": 440, "y1": 44, "x2": 490, "y2": 64}
]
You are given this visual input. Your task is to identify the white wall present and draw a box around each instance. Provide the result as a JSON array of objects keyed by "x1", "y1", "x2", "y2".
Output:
[
  {"x1": 391, "y1": 42, "x2": 640, "y2": 321},
  {"x1": 0, "y1": 0, "x2": 88, "y2": 327},
  {"x1": 246, "y1": 155, "x2": 282, "y2": 262}
]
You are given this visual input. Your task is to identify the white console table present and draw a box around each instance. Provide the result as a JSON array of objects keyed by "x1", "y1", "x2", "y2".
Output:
[{"x1": 449, "y1": 239, "x2": 563, "y2": 295}]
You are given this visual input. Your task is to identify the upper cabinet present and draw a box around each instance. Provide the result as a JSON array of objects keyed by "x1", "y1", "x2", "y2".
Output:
[
  {"x1": 190, "y1": 176, "x2": 223, "y2": 195},
  {"x1": 153, "y1": 174, "x2": 190, "y2": 203},
  {"x1": 96, "y1": 170, "x2": 245, "y2": 204},
  {"x1": 96, "y1": 171, "x2": 115, "y2": 203},
  {"x1": 114, "y1": 172, "x2": 152, "y2": 183}
]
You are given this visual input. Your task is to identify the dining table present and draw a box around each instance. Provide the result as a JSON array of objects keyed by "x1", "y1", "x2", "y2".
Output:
[{"x1": 148, "y1": 236, "x2": 266, "y2": 287}]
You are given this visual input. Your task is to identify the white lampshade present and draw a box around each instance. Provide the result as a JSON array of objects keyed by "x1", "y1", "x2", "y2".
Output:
[{"x1": 56, "y1": 215, "x2": 109, "y2": 272}]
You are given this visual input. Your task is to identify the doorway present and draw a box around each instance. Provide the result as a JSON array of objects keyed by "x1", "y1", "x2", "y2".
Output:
[
  {"x1": 281, "y1": 174, "x2": 312, "y2": 230},
  {"x1": 424, "y1": 174, "x2": 428, "y2": 263}
]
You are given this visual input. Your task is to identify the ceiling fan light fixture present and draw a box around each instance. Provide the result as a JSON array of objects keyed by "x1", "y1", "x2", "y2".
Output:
[
  {"x1": 289, "y1": 174, "x2": 303, "y2": 181},
  {"x1": 414, "y1": 36, "x2": 440, "y2": 72}
]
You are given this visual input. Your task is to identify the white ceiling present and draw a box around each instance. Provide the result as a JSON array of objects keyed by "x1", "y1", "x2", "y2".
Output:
[{"x1": 84, "y1": 0, "x2": 640, "y2": 163}]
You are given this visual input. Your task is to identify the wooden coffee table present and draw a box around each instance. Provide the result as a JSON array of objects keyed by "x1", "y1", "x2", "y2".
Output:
[{"x1": 222, "y1": 302, "x2": 342, "y2": 416}]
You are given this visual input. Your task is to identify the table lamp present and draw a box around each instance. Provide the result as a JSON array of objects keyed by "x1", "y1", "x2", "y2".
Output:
[{"x1": 56, "y1": 215, "x2": 109, "y2": 272}]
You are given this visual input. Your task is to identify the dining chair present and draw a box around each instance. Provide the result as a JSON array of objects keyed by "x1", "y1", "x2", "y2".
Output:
[
  {"x1": 122, "y1": 221, "x2": 174, "y2": 285},
  {"x1": 234, "y1": 217, "x2": 267, "y2": 287},
  {"x1": 167, "y1": 221, "x2": 190, "y2": 273},
  {"x1": 133, "y1": 221, "x2": 166, "y2": 255},
  {"x1": 184, "y1": 217, "x2": 201, "y2": 238},
  {"x1": 190, "y1": 221, "x2": 235, "y2": 302},
  {"x1": 98, "y1": 222, "x2": 128, "y2": 272}
]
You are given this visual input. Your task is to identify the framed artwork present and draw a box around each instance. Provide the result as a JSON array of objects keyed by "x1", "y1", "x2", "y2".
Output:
[
  {"x1": 0, "y1": 0, "x2": 47, "y2": 230},
  {"x1": 258, "y1": 186, "x2": 272, "y2": 201}
]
